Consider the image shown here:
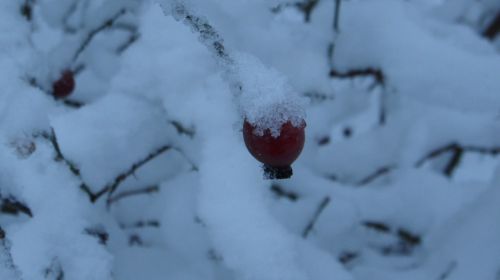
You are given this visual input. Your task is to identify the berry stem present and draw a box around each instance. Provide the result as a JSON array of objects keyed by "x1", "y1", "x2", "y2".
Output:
[{"x1": 263, "y1": 165, "x2": 293, "y2": 180}]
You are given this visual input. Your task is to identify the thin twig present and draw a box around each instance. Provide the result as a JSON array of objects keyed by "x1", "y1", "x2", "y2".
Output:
[
  {"x1": 357, "y1": 165, "x2": 394, "y2": 186},
  {"x1": 105, "y1": 145, "x2": 171, "y2": 197},
  {"x1": 296, "y1": 0, "x2": 320, "y2": 22},
  {"x1": 169, "y1": 120, "x2": 195, "y2": 138},
  {"x1": 330, "y1": 68, "x2": 385, "y2": 86},
  {"x1": 483, "y1": 12, "x2": 500, "y2": 40},
  {"x1": 72, "y1": 8, "x2": 127, "y2": 63},
  {"x1": 63, "y1": 99, "x2": 84, "y2": 108},
  {"x1": 302, "y1": 196, "x2": 331, "y2": 238},
  {"x1": 35, "y1": 130, "x2": 96, "y2": 202},
  {"x1": 437, "y1": 261, "x2": 457, "y2": 280},
  {"x1": 1, "y1": 198, "x2": 33, "y2": 217},
  {"x1": 415, "y1": 143, "x2": 500, "y2": 177},
  {"x1": 20, "y1": 0, "x2": 35, "y2": 21},
  {"x1": 270, "y1": 184, "x2": 299, "y2": 201},
  {"x1": 120, "y1": 220, "x2": 160, "y2": 229},
  {"x1": 107, "y1": 185, "x2": 159, "y2": 205},
  {"x1": 333, "y1": 0, "x2": 341, "y2": 32}
]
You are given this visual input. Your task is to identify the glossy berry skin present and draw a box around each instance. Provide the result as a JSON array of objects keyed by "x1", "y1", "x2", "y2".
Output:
[
  {"x1": 52, "y1": 70, "x2": 75, "y2": 99},
  {"x1": 243, "y1": 120, "x2": 305, "y2": 178}
]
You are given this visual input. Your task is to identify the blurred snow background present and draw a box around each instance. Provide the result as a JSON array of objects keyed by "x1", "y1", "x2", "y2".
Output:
[{"x1": 0, "y1": 0, "x2": 499, "y2": 279}]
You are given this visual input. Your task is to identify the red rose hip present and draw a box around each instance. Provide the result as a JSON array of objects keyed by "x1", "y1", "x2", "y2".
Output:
[
  {"x1": 243, "y1": 119, "x2": 306, "y2": 179},
  {"x1": 52, "y1": 70, "x2": 75, "y2": 99}
]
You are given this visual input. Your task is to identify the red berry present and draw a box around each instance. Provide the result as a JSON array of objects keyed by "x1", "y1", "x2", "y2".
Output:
[
  {"x1": 52, "y1": 70, "x2": 75, "y2": 99},
  {"x1": 243, "y1": 119, "x2": 306, "y2": 179}
]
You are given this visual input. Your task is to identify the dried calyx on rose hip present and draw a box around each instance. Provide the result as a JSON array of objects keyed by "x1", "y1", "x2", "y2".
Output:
[
  {"x1": 52, "y1": 70, "x2": 75, "y2": 99},
  {"x1": 243, "y1": 119, "x2": 306, "y2": 180}
]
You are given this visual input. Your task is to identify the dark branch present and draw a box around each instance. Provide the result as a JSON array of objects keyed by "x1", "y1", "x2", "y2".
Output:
[
  {"x1": 35, "y1": 130, "x2": 96, "y2": 202},
  {"x1": 333, "y1": 0, "x2": 341, "y2": 32},
  {"x1": 105, "y1": 145, "x2": 171, "y2": 198},
  {"x1": 62, "y1": 99, "x2": 84, "y2": 109},
  {"x1": 357, "y1": 165, "x2": 394, "y2": 186},
  {"x1": 338, "y1": 251, "x2": 359, "y2": 265},
  {"x1": 1, "y1": 198, "x2": 32, "y2": 217},
  {"x1": 483, "y1": 12, "x2": 500, "y2": 40},
  {"x1": 270, "y1": 184, "x2": 299, "y2": 201},
  {"x1": 416, "y1": 142, "x2": 500, "y2": 177},
  {"x1": 170, "y1": 2, "x2": 232, "y2": 64},
  {"x1": 84, "y1": 227, "x2": 108, "y2": 245},
  {"x1": 363, "y1": 221, "x2": 390, "y2": 233},
  {"x1": 108, "y1": 185, "x2": 159, "y2": 205},
  {"x1": 20, "y1": 0, "x2": 35, "y2": 21},
  {"x1": 72, "y1": 8, "x2": 127, "y2": 63},
  {"x1": 296, "y1": 0, "x2": 320, "y2": 22},
  {"x1": 116, "y1": 32, "x2": 140, "y2": 54},
  {"x1": 169, "y1": 120, "x2": 195, "y2": 138},
  {"x1": 330, "y1": 68, "x2": 385, "y2": 86},
  {"x1": 437, "y1": 261, "x2": 457, "y2": 280},
  {"x1": 25, "y1": 77, "x2": 86, "y2": 109},
  {"x1": 302, "y1": 196, "x2": 331, "y2": 238},
  {"x1": 362, "y1": 220, "x2": 421, "y2": 255},
  {"x1": 61, "y1": 1, "x2": 79, "y2": 33},
  {"x1": 120, "y1": 220, "x2": 160, "y2": 229}
]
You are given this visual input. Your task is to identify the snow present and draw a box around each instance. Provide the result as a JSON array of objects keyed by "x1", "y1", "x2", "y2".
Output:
[{"x1": 0, "y1": 0, "x2": 499, "y2": 279}]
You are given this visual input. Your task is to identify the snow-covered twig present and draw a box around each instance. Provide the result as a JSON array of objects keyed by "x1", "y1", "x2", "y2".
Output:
[
  {"x1": 36, "y1": 129, "x2": 96, "y2": 201},
  {"x1": 165, "y1": 2, "x2": 232, "y2": 65}
]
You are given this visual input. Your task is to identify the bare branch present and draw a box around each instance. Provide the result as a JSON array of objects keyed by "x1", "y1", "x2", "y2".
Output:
[
  {"x1": 1, "y1": 197, "x2": 32, "y2": 217},
  {"x1": 35, "y1": 130, "x2": 96, "y2": 202},
  {"x1": 107, "y1": 185, "x2": 159, "y2": 205},
  {"x1": 330, "y1": 68, "x2": 385, "y2": 86},
  {"x1": 120, "y1": 220, "x2": 160, "y2": 229},
  {"x1": 302, "y1": 196, "x2": 331, "y2": 238},
  {"x1": 104, "y1": 145, "x2": 171, "y2": 198},
  {"x1": 333, "y1": 0, "x2": 341, "y2": 32},
  {"x1": 72, "y1": 8, "x2": 127, "y2": 63},
  {"x1": 270, "y1": 184, "x2": 299, "y2": 201},
  {"x1": 357, "y1": 165, "x2": 394, "y2": 186},
  {"x1": 416, "y1": 142, "x2": 500, "y2": 177},
  {"x1": 483, "y1": 12, "x2": 500, "y2": 40}
]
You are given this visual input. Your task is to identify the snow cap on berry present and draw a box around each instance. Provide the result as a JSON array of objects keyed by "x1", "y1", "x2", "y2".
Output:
[{"x1": 236, "y1": 53, "x2": 306, "y2": 137}]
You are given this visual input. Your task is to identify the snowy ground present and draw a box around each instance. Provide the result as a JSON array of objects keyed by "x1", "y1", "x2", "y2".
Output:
[{"x1": 0, "y1": 0, "x2": 500, "y2": 279}]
